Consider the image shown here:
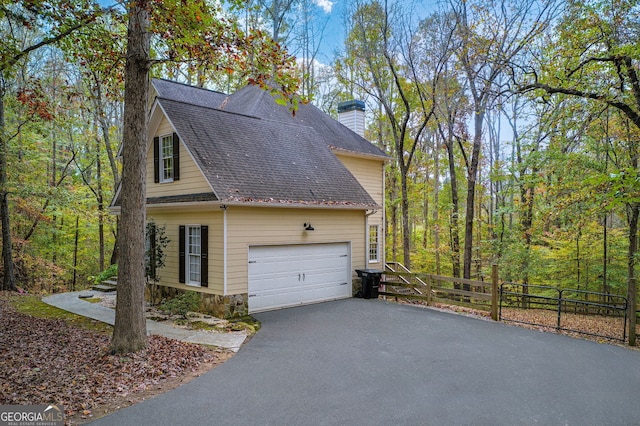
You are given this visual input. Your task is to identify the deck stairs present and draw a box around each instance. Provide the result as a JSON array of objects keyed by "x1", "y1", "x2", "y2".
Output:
[
  {"x1": 383, "y1": 262, "x2": 430, "y2": 297},
  {"x1": 92, "y1": 277, "x2": 117, "y2": 292}
]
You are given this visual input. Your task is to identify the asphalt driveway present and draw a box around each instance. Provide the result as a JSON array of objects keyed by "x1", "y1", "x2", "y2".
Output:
[{"x1": 91, "y1": 299, "x2": 640, "y2": 425}]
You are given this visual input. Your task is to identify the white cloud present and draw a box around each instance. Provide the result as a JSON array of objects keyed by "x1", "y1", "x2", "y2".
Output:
[{"x1": 314, "y1": 0, "x2": 334, "y2": 13}]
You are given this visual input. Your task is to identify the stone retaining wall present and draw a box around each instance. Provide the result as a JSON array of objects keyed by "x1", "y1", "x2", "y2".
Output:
[{"x1": 145, "y1": 284, "x2": 248, "y2": 319}]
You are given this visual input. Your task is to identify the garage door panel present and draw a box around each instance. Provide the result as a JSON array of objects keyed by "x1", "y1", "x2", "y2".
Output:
[{"x1": 248, "y1": 243, "x2": 351, "y2": 313}]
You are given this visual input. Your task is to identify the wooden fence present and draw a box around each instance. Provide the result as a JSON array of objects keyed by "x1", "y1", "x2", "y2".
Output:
[
  {"x1": 379, "y1": 264, "x2": 635, "y2": 342},
  {"x1": 380, "y1": 263, "x2": 499, "y2": 321}
]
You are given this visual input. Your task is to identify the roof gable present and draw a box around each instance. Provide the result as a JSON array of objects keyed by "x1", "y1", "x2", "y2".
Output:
[
  {"x1": 149, "y1": 79, "x2": 390, "y2": 208},
  {"x1": 158, "y1": 98, "x2": 377, "y2": 207}
]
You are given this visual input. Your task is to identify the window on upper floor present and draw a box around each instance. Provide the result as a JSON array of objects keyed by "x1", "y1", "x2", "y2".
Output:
[
  {"x1": 153, "y1": 133, "x2": 180, "y2": 183},
  {"x1": 160, "y1": 135, "x2": 173, "y2": 182}
]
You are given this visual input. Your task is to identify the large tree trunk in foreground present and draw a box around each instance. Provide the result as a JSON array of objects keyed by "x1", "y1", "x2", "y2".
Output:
[
  {"x1": 0, "y1": 83, "x2": 16, "y2": 291},
  {"x1": 111, "y1": 1, "x2": 150, "y2": 354}
]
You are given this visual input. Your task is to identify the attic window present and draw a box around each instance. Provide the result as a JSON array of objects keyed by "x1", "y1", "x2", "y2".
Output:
[
  {"x1": 153, "y1": 133, "x2": 180, "y2": 183},
  {"x1": 160, "y1": 135, "x2": 174, "y2": 182}
]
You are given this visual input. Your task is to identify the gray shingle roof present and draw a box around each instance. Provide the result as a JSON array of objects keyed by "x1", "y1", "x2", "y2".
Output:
[
  {"x1": 150, "y1": 79, "x2": 388, "y2": 208},
  {"x1": 159, "y1": 98, "x2": 377, "y2": 207},
  {"x1": 220, "y1": 85, "x2": 388, "y2": 158},
  {"x1": 153, "y1": 79, "x2": 227, "y2": 109}
]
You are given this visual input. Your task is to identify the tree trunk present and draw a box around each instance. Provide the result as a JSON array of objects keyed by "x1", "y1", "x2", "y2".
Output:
[
  {"x1": 400, "y1": 161, "x2": 411, "y2": 270},
  {"x1": 72, "y1": 215, "x2": 80, "y2": 291},
  {"x1": 603, "y1": 213, "x2": 608, "y2": 296},
  {"x1": 389, "y1": 168, "x2": 398, "y2": 262},
  {"x1": 463, "y1": 112, "x2": 483, "y2": 281},
  {"x1": 96, "y1": 131, "x2": 105, "y2": 272},
  {"x1": 627, "y1": 203, "x2": 638, "y2": 346},
  {"x1": 0, "y1": 81, "x2": 16, "y2": 291},
  {"x1": 433, "y1": 134, "x2": 441, "y2": 276},
  {"x1": 111, "y1": 1, "x2": 151, "y2": 354},
  {"x1": 110, "y1": 218, "x2": 119, "y2": 265},
  {"x1": 444, "y1": 133, "x2": 461, "y2": 279}
]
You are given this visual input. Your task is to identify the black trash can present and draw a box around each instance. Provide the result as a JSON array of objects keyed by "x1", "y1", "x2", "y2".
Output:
[{"x1": 355, "y1": 269, "x2": 383, "y2": 299}]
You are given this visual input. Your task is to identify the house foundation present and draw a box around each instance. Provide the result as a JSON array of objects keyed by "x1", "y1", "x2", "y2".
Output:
[{"x1": 146, "y1": 283, "x2": 249, "y2": 319}]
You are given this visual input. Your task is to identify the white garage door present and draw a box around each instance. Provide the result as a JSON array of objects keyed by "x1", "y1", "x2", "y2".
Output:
[{"x1": 248, "y1": 243, "x2": 351, "y2": 313}]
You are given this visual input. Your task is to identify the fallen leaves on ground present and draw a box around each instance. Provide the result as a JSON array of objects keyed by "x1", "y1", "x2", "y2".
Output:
[
  {"x1": 500, "y1": 308, "x2": 626, "y2": 341},
  {"x1": 399, "y1": 298, "x2": 633, "y2": 346},
  {"x1": 0, "y1": 295, "x2": 231, "y2": 424}
]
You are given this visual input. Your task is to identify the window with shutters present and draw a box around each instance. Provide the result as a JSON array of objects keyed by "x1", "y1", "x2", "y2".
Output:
[
  {"x1": 179, "y1": 225, "x2": 208, "y2": 287},
  {"x1": 160, "y1": 134, "x2": 174, "y2": 182},
  {"x1": 187, "y1": 225, "x2": 201, "y2": 285},
  {"x1": 154, "y1": 133, "x2": 180, "y2": 184}
]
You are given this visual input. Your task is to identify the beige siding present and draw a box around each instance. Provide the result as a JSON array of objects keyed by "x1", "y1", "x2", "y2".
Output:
[
  {"x1": 225, "y1": 207, "x2": 366, "y2": 295},
  {"x1": 336, "y1": 154, "x2": 385, "y2": 207},
  {"x1": 337, "y1": 154, "x2": 385, "y2": 270},
  {"x1": 146, "y1": 116, "x2": 212, "y2": 198},
  {"x1": 147, "y1": 209, "x2": 224, "y2": 295}
]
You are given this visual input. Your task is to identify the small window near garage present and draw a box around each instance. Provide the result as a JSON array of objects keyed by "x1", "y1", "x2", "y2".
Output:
[
  {"x1": 368, "y1": 225, "x2": 379, "y2": 263},
  {"x1": 187, "y1": 226, "x2": 201, "y2": 284},
  {"x1": 179, "y1": 225, "x2": 208, "y2": 287}
]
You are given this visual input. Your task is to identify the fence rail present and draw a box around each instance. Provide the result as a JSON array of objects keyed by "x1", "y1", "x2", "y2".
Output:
[
  {"x1": 380, "y1": 264, "x2": 499, "y2": 321},
  {"x1": 499, "y1": 283, "x2": 628, "y2": 341},
  {"x1": 379, "y1": 264, "x2": 631, "y2": 342}
]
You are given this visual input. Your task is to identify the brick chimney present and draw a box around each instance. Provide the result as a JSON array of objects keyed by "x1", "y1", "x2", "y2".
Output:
[{"x1": 338, "y1": 100, "x2": 365, "y2": 137}]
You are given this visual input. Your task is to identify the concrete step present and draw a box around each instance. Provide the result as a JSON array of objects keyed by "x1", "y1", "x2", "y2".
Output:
[{"x1": 92, "y1": 284, "x2": 117, "y2": 292}]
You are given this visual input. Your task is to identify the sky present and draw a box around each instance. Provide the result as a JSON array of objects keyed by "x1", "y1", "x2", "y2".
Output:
[
  {"x1": 307, "y1": 0, "x2": 438, "y2": 64},
  {"x1": 308, "y1": 0, "x2": 345, "y2": 63}
]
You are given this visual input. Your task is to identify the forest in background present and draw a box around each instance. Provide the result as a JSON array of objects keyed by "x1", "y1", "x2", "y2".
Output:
[{"x1": 1, "y1": 0, "x2": 639, "y2": 315}]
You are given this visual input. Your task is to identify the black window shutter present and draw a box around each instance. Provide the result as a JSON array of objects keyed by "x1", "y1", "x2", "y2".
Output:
[
  {"x1": 178, "y1": 225, "x2": 185, "y2": 283},
  {"x1": 149, "y1": 225, "x2": 157, "y2": 280},
  {"x1": 153, "y1": 136, "x2": 160, "y2": 183},
  {"x1": 172, "y1": 132, "x2": 180, "y2": 181},
  {"x1": 201, "y1": 225, "x2": 208, "y2": 287}
]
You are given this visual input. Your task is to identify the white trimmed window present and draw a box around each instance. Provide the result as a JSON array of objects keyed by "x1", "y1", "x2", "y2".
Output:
[
  {"x1": 187, "y1": 226, "x2": 201, "y2": 285},
  {"x1": 368, "y1": 225, "x2": 379, "y2": 263},
  {"x1": 160, "y1": 135, "x2": 174, "y2": 182},
  {"x1": 153, "y1": 133, "x2": 180, "y2": 184},
  {"x1": 178, "y1": 225, "x2": 208, "y2": 287}
]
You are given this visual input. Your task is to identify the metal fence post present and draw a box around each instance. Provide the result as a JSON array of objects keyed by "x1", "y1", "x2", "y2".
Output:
[
  {"x1": 557, "y1": 289, "x2": 563, "y2": 329},
  {"x1": 491, "y1": 264, "x2": 499, "y2": 321}
]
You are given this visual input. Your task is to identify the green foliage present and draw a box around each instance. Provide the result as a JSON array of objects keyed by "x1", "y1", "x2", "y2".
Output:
[
  {"x1": 145, "y1": 221, "x2": 169, "y2": 281},
  {"x1": 94, "y1": 264, "x2": 118, "y2": 284},
  {"x1": 158, "y1": 292, "x2": 202, "y2": 319}
]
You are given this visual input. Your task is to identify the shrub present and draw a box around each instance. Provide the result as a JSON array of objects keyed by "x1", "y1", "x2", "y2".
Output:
[
  {"x1": 94, "y1": 264, "x2": 118, "y2": 284},
  {"x1": 158, "y1": 291, "x2": 201, "y2": 318}
]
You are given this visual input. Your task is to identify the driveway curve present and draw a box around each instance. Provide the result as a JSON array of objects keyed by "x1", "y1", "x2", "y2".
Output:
[{"x1": 91, "y1": 299, "x2": 640, "y2": 426}]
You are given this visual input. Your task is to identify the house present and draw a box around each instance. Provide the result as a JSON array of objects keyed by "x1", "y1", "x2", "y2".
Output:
[{"x1": 111, "y1": 79, "x2": 389, "y2": 318}]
